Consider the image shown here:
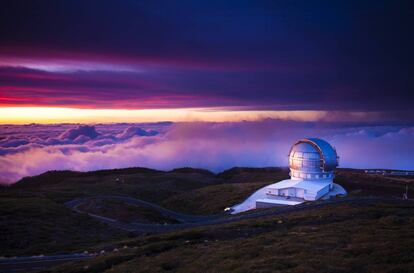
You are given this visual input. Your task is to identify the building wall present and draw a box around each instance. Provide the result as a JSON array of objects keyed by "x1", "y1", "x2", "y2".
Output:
[
  {"x1": 304, "y1": 191, "x2": 317, "y2": 200},
  {"x1": 256, "y1": 201, "x2": 283, "y2": 209},
  {"x1": 277, "y1": 187, "x2": 305, "y2": 198},
  {"x1": 266, "y1": 182, "x2": 331, "y2": 201},
  {"x1": 279, "y1": 188, "x2": 296, "y2": 197},
  {"x1": 266, "y1": 188, "x2": 277, "y2": 195},
  {"x1": 315, "y1": 184, "x2": 330, "y2": 199},
  {"x1": 304, "y1": 184, "x2": 330, "y2": 200},
  {"x1": 295, "y1": 188, "x2": 305, "y2": 198}
]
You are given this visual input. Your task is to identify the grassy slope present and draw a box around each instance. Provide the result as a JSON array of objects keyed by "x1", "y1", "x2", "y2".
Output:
[
  {"x1": 50, "y1": 201, "x2": 414, "y2": 273},
  {"x1": 161, "y1": 182, "x2": 266, "y2": 215},
  {"x1": 9, "y1": 167, "x2": 221, "y2": 204},
  {"x1": 0, "y1": 195, "x2": 124, "y2": 257},
  {"x1": 0, "y1": 167, "x2": 222, "y2": 257},
  {"x1": 3, "y1": 167, "x2": 290, "y2": 216},
  {"x1": 1, "y1": 166, "x2": 413, "y2": 259},
  {"x1": 335, "y1": 169, "x2": 414, "y2": 198},
  {"x1": 77, "y1": 199, "x2": 179, "y2": 224},
  {"x1": 161, "y1": 167, "x2": 290, "y2": 214}
]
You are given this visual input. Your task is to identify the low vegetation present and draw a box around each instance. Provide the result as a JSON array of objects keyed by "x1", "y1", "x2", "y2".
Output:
[
  {"x1": 336, "y1": 169, "x2": 413, "y2": 198},
  {"x1": 162, "y1": 182, "x2": 267, "y2": 215},
  {"x1": 77, "y1": 199, "x2": 179, "y2": 224},
  {"x1": 49, "y1": 201, "x2": 414, "y2": 273},
  {"x1": 7, "y1": 167, "x2": 220, "y2": 204},
  {"x1": 1, "y1": 167, "x2": 288, "y2": 257},
  {"x1": 0, "y1": 196, "x2": 124, "y2": 257},
  {"x1": 1, "y1": 166, "x2": 413, "y2": 267}
]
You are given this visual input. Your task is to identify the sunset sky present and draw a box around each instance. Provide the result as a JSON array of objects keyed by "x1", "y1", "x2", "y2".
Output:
[
  {"x1": 1, "y1": 1, "x2": 414, "y2": 183},
  {"x1": 0, "y1": 0, "x2": 413, "y2": 124}
]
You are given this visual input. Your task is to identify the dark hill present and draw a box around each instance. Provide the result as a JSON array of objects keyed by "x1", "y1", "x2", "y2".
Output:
[
  {"x1": 51, "y1": 200, "x2": 414, "y2": 273},
  {"x1": 1, "y1": 166, "x2": 413, "y2": 261},
  {"x1": 217, "y1": 167, "x2": 289, "y2": 183}
]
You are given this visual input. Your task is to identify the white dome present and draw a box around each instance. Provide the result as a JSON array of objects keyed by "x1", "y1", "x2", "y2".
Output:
[{"x1": 288, "y1": 138, "x2": 338, "y2": 180}]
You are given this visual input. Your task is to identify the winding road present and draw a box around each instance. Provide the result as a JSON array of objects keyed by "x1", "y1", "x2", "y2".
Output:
[
  {"x1": 64, "y1": 195, "x2": 413, "y2": 233},
  {"x1": 64, "y1": 195, "x2": 219, "y2": 232}
]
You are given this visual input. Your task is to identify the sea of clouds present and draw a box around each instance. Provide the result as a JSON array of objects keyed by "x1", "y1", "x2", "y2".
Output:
[{"x1": 0, "y1": 120, "x2": 413, "y2": 184}]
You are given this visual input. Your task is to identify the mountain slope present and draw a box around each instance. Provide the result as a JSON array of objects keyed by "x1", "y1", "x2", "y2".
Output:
[{"x1": 50, "y1": 200, "x2": 414, "y2": 273}]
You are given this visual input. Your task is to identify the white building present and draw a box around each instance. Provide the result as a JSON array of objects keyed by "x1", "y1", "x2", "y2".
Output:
[{"x1": 231, "y1": 138, "x2": 347, "y2": 213}]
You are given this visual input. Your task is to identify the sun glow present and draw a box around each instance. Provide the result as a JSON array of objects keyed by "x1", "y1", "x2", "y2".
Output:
[{"x1": 0, "y1": 107, "x2": 329, "y2": 124}]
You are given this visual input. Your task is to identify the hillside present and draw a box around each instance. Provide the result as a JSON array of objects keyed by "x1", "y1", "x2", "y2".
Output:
[
  {"x1": 1, "y1": 167, "x2": 286, "y2": 257},
  {"x1": 1, "y1": 166, "x2": 413, "y2": 262},
  {"x1": 7, "y1": 167, "x2": 221, "y2": 204},
  {"x1": 49, "y1": 200, "x2": 414, "y2": 273},
  {"x1": 0, "y1": 195, "x2": 125, "y2": 257}
]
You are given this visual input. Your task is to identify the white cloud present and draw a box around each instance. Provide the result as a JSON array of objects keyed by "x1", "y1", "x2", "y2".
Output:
[{"x1": 0, "y1": 121, "x2": 413, "y2": 185}]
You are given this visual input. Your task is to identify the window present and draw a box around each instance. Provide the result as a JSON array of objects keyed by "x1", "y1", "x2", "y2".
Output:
[
  {"x1": 303, "y1": 152, "x2": 319, "y2": 159},
  {"x1": 294, "y1": 152, "x2": 303, "y2": 158}
]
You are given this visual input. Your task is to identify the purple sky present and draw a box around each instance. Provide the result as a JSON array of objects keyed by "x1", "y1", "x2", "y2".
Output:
[{"x1": 0, "y1": 0, "x2": 413, "y2": 122}]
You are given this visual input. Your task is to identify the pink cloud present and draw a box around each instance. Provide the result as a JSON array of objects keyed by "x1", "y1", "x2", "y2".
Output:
[{"x1": 0, "y1": 121, "x2": 413, "y2": 185}]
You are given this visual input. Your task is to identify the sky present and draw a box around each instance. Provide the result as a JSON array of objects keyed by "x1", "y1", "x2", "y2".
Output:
[
  {"x1": 0, "y1": 0, "x2": 413, "y2": 123},
  {"x1": 0, "y1": 1, "x2": 413, "y2": 182}
]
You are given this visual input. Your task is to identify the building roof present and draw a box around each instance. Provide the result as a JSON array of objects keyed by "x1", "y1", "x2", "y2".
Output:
[{"x1": 265, "y1": 179, "x2": 331, "y2": 192}]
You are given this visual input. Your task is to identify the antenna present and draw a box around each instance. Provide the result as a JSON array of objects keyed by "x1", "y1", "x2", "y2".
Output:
[{"x1": 403, "y1": 184, "x2": 408, "y2": 200}]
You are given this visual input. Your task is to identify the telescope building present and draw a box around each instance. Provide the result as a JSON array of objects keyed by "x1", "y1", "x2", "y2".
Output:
[{"x1": 231, "y1": 138, "x2": 346, "y2": 214}]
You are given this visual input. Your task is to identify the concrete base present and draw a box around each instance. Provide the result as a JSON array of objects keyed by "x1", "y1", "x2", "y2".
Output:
[
  {"x1": 321, "y1": 183, "x2": 347, "y2": 200},
  {"x1": 256, "y1": 198, "x2": 303, "y2": 208}
]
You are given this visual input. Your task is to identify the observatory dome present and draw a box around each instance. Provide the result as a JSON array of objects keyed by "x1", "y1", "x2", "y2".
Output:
[{"x1": 289, "y1": 138, "x2": 338, "y2": 180}]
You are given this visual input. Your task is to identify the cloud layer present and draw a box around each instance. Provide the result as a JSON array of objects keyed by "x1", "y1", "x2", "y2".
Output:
[{"x1": 0, "y1": 121, "x2": 413, "y2": 185}]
